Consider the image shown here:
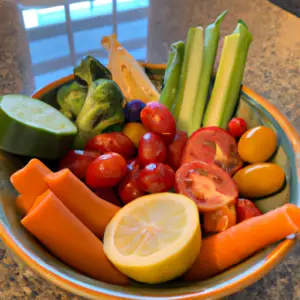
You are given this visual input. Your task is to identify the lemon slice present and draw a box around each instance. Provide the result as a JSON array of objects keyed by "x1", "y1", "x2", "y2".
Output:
[{"x1": 103, "y1": 193, "x2": 201, "y2": 284}]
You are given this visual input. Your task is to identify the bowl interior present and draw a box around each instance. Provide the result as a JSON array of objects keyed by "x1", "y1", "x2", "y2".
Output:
[{"x1": 0, "y1": 65, "x2": 299, "y2": 299}]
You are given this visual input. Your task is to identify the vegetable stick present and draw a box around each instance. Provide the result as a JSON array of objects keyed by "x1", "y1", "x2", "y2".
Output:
[
  {"x1": 184, "y1": 204, "x2": 300, "y2": 281},
  {"x1": 10, "y1": 159, "x2": 52, "y2": 212},
  {"x1": 45, "y1": 169, "x2": 119, "y2": 238},
  {"x1": 173, "y1": 26, "x2": 204, "y2": 127},
  {"x1": 16, "y1": 194, "x2": 35, "y2": 215},
  {"x1": 203, "y1": 20, "x2": 252, "y2": 128},
  {"x1": 191, "y1": 10, "x2": 227, "y2": 134},
  {"x1": 159, "y1": 41, "x2": 185, "y2": 110},
  {"x1": 21, "y1": 190, "x2": 128, "y2": 285}
]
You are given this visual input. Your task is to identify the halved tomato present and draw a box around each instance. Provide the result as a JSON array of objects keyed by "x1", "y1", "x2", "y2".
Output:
[
  {"x1": 181, "y1": 127, "x2": 243, "y2": 175},
  {"x1": 203, "y1": 204, "x2": 236, "y2": 233},
  {"x1": 175, "y1": 161, "x2": 238, "y2": 212}
]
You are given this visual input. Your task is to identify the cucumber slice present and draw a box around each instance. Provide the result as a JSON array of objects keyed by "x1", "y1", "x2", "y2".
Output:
[
  {"x1": 203, "y1": 20, "x2": 252, "y2": 128},
  {"x1": 0, "y1": 95, "x2": 77, "y2": 159},
  {"x1": 174, "y1": 27, "x2": 204, "y2": 132},
  {"x1": 190, "y1": 11, "x2": 227, "y2": 134}
]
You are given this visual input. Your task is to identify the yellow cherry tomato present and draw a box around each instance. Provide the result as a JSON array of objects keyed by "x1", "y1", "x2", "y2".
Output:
[
  {"x1": 122, "y1": 122, "x2": 148, "y2": 147},
  {"x1": 233, "y1": 163, "x2": 285, "y2": 198},
  {"x1": 238, "y1": 126, "x2": 277, "y2": 163}
]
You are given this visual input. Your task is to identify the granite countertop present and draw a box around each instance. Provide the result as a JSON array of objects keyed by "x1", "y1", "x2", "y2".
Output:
[{"x1": 0, "y1": 0, "x2": 299, "y2": 299}]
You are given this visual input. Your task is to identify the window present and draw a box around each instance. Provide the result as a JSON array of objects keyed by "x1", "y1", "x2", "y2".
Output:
[{"x1": 22, "y1": 0, "x2": 149, "y2": 89}]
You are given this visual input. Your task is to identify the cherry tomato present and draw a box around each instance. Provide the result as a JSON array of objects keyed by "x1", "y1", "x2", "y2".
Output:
[
  {"x1": 138, "y1": 133, "x2": 167, "y2": 165},
  {"x1": 228, "y1": 118, "x2": 247, "y2": 138},
  {"x1": 175, "y1": 161, "x2": 238, "y2": 212},
  {"x1": 127, "y1": 158, "x2": 141, "y2": 172},
  {"x1": 138, "y1": 163, "x2": 175, "y2": 193},
  {"x1": 140, "y1": 102, "x2": 176, "y2": 145},
  {"x1": 118, "y1": 166, "x2": 145, "y2": 204},
  {"x1": 59, "y1": 150, "x2": 100, "y2": 179},
  {"x1": 181, "y1": 126, "x2": 243, "y2": 175},
  {"x1": 165, "y1": 130, "x2": 188, "y2": 171},
  {"x1": 236, "y1": 199, "x2": 262, "y2": 223},
  {"x1": 203, "y1": 204, "x2": 236, "y2": 233},
  {"x1": 238, "y1": 126, "x2": 277, "y2": 163},
  {"x1": 93, "y1": 188, "x2": 121, "y2": 206},
  {"x1": 85, "y1": 132, "x2": 136, "y2": 160},
  {"x1": 86, "y1": 152, "x2": 127, "y2": 188}
]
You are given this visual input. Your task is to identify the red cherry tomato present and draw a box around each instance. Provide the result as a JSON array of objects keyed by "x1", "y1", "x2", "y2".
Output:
[
  {"x1": 165, "y1": 130, "x2": 188, "y2": 171},
  {"x1": 118, "y1": 166, "x2": 145, "y2": 204},
  {"x1": 93, "y1": 188, "x2": 121, "y2": 206},
  {"x1": 138, "y1": 163, "x2": 175, "y2": 193},
  {"x1": 85, "y1": 132, "x2": 136, "y2": 160},
  {"x1": 228, "y1": 118, "x2": 247, "y2": 138},
  {"x1": 59, "y1": 150, "x2": 100, "y2": 179},
  {"x1": 175, "y1": 161, "x2": 238, "y2": 212},
  {"x1": 138, "y1": 133, "x2": 167, "y2": 165},
  {"x1": 236, "y1": 199, "x2": 262, "y2": 223},
  {"x1": 140, "y1": 102, "x2": 176, "y2": 145},
  {"x1": 86, "y1": 152, "x2": 127, "y2": 188},
  {"x1": 203, "y1": 204, "x2": 236, "y2": 233},
  {"x1": 127, "y1": 158, "x2": 141, "y2": 172},
  {"x1": 181, "y1": 126, "x2": 243, "y2": 175}
]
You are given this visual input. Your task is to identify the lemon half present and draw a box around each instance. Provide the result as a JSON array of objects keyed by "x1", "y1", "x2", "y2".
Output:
[{"x1": 103, "y1": 193, "x2": 201, "y2": 284}]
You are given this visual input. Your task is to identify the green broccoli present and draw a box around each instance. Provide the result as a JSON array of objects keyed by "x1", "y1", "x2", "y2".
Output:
[
  {"x1": 74, "y1": 56, "x2": 112, "y2": 87},
  {"x1": 57, "y1": 81, "x2": 87, "y2": 120},
  {"x1": 74, "y1": 79, "x2": 125, "y2": 149}
]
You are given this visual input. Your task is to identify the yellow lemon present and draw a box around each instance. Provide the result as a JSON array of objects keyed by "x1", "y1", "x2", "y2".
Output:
[{"x1": 103, "y1": 193, "x2": 201, "y2": 284}]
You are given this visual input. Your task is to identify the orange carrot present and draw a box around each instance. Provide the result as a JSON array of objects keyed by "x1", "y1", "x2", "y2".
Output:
[
  {"x1": 16, "y1": 194, "x2": 36, "y2": 215},
  {"x1": 10, "y1": 159, "x2": 52, "y2": 212},
  {"x1": 45, "y1": 169, "x2": 119, "y2": 238},
  {"x1": 184, "y1": 204, "x2": 300, "y2": 281},
  {"x1": 21, "y1": 190, "x2": 128, "y2": 285}
]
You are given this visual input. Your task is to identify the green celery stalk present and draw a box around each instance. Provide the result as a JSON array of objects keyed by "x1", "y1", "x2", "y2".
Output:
[
  {"x1": 173, "y1": 27, "x2": 204, "y2": 131},
  {"x1": 189, "y1": 10, "x2": 227, "y2": 135},
  {"x1": 203, "y1": 20, "x2": 252, "y2": 128},
  {"x1": 159, "y1": 41, "x2": 185, "y2": 110}
]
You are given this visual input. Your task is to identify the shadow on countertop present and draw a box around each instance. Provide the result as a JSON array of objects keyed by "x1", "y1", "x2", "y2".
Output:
[{"x1": 269, "y1": 0, "x2": 300, "y2": 17}]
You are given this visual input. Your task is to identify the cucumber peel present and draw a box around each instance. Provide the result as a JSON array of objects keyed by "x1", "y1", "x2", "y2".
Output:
[
  {"x1": 190, "y1": 10, "x2": 227, "y2": 135},
  {"x1": 203, "y1": 20, "x2": 252, "y2": 128},
  {"x1": 159, "y1": 41, "x2": 185, "y2": 110},
  {"x1": 173, "y1": 27, "x2": 204, "y2": 132},
  {"x1": 0, "y1": 95, "x2": 77, "y2": 159}
]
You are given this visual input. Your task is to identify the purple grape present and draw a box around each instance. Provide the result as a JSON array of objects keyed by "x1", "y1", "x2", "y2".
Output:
[{"x1": 124, "y1": 100, "x2": 146, "y2": 122}]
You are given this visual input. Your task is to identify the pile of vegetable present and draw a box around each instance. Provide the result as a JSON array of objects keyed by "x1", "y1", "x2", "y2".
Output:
[{"x1": 1, "y1": 11, "x2": 298, "y2": 287}]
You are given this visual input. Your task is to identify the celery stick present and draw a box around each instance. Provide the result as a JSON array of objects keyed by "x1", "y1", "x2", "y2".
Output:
[
  {"x1": 159, "y1": 41, "x2": 185, "y2": 110},
  {"x1": 189, "y1": 10, "x2": 227, "y2": 135},
  {"x1": 203, "y1": 20, "x2": 252, "y2": 128},
  {"x1": 173, "y1": 27, "x2": 204, "y2": 132}
]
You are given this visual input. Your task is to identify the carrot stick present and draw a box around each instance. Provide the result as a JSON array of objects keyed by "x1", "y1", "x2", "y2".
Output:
[
  {"x1": 16, "y1": 194, "x2": 35, "y2": 215},
  {"x1": 10, "y1": 159, "x2": 52, "y2": 212},
  {"x1": 184, "y1": 204, "x2": 300, "y2": 281},
  {"x1": 45, "y1": 169, "x2": 119, "y2": 238},
  {"x1": 21, "y1": 190, "x2": 128, "y2": 285}
]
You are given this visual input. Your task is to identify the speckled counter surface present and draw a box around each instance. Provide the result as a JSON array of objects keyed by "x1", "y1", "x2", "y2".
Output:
[{"x1": 0, "y1": 0, "x2": 300, "y2": 299}]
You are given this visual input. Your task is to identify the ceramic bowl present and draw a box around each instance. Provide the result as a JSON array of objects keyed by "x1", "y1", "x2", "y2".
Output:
[{"x1": 0, "y1": 64, "x2": 299, "y2": 299}]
